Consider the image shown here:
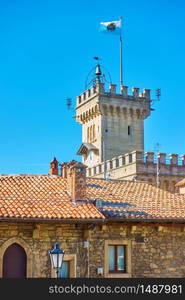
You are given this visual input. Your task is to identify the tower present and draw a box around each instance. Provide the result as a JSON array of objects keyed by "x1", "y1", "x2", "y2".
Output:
[{"x1": 76, "y1": 62, "x2": 151, "y2": 169}]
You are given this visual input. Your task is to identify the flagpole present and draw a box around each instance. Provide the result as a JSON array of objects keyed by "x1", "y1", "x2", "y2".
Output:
[
  {"x1": 119, "y1": 17, "x2": 123, "y2": 91},
  {"x1": 120, "y1": 35, "x2": 123, "y2": 89}
]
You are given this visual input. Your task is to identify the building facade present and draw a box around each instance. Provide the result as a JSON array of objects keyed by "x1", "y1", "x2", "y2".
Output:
[{"x1": 0, "y1": 160, "x2": 185, "y2": 278}]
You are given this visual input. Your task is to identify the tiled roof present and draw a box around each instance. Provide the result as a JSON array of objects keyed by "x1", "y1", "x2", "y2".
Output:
[
  {"x1": 0, "y1": 175, "x2": 104, "y2": 220},
  {"x1": 86, "y1": 178, "x2": 185, "y2": 221},
  {"x1": 0, "y1": 175, "x2": 185, "y2": 221}
]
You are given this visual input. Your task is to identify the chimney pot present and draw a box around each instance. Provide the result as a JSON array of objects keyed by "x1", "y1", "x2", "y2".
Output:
[{"x1": 49, "y1": 157, "x2": 59, "y2": 175}]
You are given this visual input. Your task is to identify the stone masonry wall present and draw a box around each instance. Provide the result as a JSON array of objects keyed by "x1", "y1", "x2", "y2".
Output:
[
  {"x1": 88, "y1": 223, "x2": 185, "y2": 278},
  {"x1": 0, "y1": 222, "x2": 185, "y2": 278}
]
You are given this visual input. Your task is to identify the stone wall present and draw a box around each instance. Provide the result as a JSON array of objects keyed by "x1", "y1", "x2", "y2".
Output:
[{"x1": 0, "y1": 221, "x2": 185, "y2": 278}]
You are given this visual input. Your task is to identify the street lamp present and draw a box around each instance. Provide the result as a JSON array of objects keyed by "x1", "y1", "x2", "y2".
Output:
[{"x1": 49, "y1": 242, "x2": 65, "y2": 278}]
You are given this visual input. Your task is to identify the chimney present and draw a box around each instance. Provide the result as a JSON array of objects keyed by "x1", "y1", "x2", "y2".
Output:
[
  {"x1": 49, "y1": 157, "x2": 59, "y2": 175},
  {"x1": 60, "y1": 160, "x2": 76, "y2": 178},
  {"x1": 66, "y1": 161, "x2": 87, "y2": 203}
]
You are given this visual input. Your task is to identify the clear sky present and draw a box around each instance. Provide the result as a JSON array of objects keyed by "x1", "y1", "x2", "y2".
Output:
[{"x1": 0, "y1": 0, "x2": 185, "y2": 174}]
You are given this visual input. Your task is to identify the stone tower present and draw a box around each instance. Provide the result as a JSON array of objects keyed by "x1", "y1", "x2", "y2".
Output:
[
  {"x1": 76, "y1": 65, "x2": 151, "y2": 169},
  {"x1": 75, "y1": 63, "x2": 185, "y2": 192}
]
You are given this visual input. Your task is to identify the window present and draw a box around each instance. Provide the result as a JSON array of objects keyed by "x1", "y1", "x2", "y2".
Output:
[
  {"x1": 93, "y1": 124, "x2": 95, "y2": 140},
  {"x1": 116, "y1": 159, "x2": 119, "y2": 168},
  {"x1": 104, "y1": 240, "x2": 131, "y2": 278},
  {"x1": 87, "y1": 127, "x2": 89, "y2": 142},
  {"x1": 128, "y1": 126, "x2": 131, "y2": 135},
  {"x1": 108, "y1": 245, "x2": 126, "y2": 273},
  {"x1": 129, "y1": 154, "x2": 132, "y2": 163},
  {"x1": 58, "y1": 261, "x2": 70, "y2": 278},
  {"x1": 90, "y1": 126, "x2": 93, "y2": 142},
  {"x1": 122, "y1": 157, "x2": 125, "y2": 165}
]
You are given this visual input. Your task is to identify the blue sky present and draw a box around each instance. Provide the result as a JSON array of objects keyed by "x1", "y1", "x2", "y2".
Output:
[{"x1": 0, "y1": 0, "x2": 185, "y2": 174}]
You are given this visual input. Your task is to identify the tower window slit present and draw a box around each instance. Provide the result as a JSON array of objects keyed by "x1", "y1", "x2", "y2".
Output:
[{"x1": 128, "y1": 126, "x2": 131, "y2": 136}]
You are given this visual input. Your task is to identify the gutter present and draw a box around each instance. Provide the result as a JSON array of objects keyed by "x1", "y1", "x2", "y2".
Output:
[
  {"x1": 104, "y1": 218, "x2": 185, "y2": 224},
  {"x1": 0, "y1": 217, "x2": 184, "y2": 224},
  {"x1": 0, "y1": 217, "x2": 105, "y2": 223}
]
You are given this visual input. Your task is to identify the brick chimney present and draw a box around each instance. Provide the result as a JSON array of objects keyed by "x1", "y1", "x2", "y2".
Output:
[
  {"x1": 49, "y1": 157, "x2": 59, "y2": 175},
  {"x1": 65, "y1": 161, "x2": 87, "y2": 203},
  {"x1": 60, "y1": 160, "x2": 76, "y2": 178}
]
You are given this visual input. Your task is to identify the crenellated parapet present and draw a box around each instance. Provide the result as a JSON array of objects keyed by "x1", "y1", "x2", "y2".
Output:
[
  {"x1": 76, "y1": 82, "x2": 151, "y2": 124},
  {"x1": 87, "y1": 151, "x2": 185, "y2": 182},
  {"x1": 76, "y1": 82, "x2": 151, "y2": 107}
]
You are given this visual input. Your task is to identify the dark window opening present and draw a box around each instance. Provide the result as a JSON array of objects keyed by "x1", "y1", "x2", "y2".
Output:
[
  {"x1": 128, "y1": 126, "x2": 131, "y2": 135},
  {"x1": 129, "y1": 154, "x2": 132, "y2": 163}
]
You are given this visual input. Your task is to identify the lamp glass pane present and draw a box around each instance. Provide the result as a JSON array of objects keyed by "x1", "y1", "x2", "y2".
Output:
[
  {"x1": 50, "y1": 254, "x2": 55, "y2": 268},
  {"x1": 58, "y1": 253, "x2": 64, "y2": 268},
  {"x1": 52, "y1": 253, "x2": 59, "y2": 269}
]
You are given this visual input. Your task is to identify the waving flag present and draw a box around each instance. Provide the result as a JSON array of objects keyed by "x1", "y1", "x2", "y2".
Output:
[{"x1": 100, "y1": 19, "x2": 121, "y2": 35}]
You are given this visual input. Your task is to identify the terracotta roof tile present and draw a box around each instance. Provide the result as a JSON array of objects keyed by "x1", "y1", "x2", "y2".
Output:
[
  {"x1": 0, "y1": 175, "x2": 185, "y2": 221},
  {"x1": 0, "y1": 175, "x2": 103, "y2": 220},
  {"x1": 86, "y1": 178, "x2": 185, "y2": 220}
]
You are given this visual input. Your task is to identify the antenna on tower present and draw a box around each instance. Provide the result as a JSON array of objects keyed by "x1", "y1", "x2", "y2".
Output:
[
  {"x1": 155, "y1": 88, "x2": 161, "y2": 101},
  {"x1": 66, "y1": 98, "x2": 72, "y2": 110},
  {"x1": 65, "y1": 97, "x2": 76, "y2": 118}
]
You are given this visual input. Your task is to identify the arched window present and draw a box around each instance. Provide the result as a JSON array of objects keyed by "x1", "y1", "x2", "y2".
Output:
[
  {"x1": 90, "y1": 126, "x2": 92, "y2": 142},
  {"x1": 136, "y1": 109, "x2": 140, "y2": 118},
  {"x1": 116, "y1": 106, "x2": 120, "y2": 116},
  {"x1": 129, "y1": 108, "x2": 133, "y2": 117},
  {"x1": 3, "y1": 243, "x2": 27, "y2": 278},
  {"x1": 87, "y1": 127, "x2": 89, "y2": 142},
  {"x1": 110, "y1": 105, "x2": 114, "y2": 116},
  {"x1": 123, "y1": 107, "x2": 127, "y2": 115},
  {"x1": 102, "y1": 104, "x2": 107, "y2": 114},
  {"x1": 93, "y1": 125, "x2": 95, "y2": 140}
]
